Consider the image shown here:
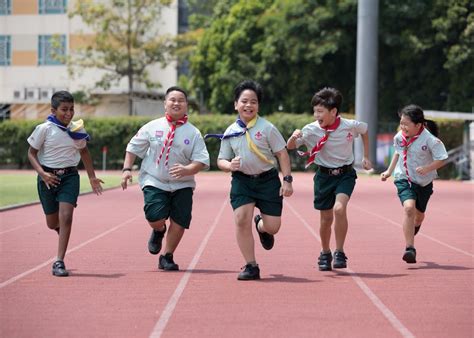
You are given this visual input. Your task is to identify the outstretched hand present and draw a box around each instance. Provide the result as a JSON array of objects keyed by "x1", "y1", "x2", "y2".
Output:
[{"x1": 90, "y1": 177, "x2": 104, "y2": 195}]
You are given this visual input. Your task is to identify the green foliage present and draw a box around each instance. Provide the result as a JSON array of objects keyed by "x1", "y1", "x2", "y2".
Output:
[
  {"x1": 69, "y1": 0, "x2": 174, "y2": 105},
  {"x1": 0, "y1": 115, "x2": 464, "y2": 173},
  {"x1": 186, "y1": 0, "x2": 473, "y2": 122}
]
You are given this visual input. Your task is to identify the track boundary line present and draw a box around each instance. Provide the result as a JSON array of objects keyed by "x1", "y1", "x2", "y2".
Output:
[
  {"x1": 0, "y1": 221, "x2": 40, "y2": 235},
  {"x1": 0, "y1": 214, "x2": 141, "y2": 289},
  {"x1": 286, "y1": 201, "x2": 415, "y2": 338},
  {"x1": 149, "y1": 198, "x2": 228, "y2": 338},
  {"x1": 351, "y1": 203, "x2": 474, "y2": 258}
]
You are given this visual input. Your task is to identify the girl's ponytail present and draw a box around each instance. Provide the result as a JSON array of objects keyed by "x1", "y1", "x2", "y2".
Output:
[{"x1": 424, "y1": 119, "x2": 439, "y2": 137}]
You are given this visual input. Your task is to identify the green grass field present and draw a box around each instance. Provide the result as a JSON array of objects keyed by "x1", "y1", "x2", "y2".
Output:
[{"x1": 0, "y1": 172, "x2": 124, "y2": 208}]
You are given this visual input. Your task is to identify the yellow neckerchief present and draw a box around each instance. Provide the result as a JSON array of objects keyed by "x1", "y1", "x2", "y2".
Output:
[{"x1": 242, "y1": 116, "x2": 274, "y2": 164}]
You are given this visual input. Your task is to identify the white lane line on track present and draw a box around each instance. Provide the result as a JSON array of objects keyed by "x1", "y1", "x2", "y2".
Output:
[
  {"x1": 0, "y1": 214, "x2": 141, "y2": 289},
  {"x1": 0, "y1": 221, "x2": 40, "y2": 235},
  {"x1": 351, "y1": 203, "x2": 474, "y2": 258},
  {"x1": 149, "y1": 198, "x2": 228, "y2": 338},
  {"x1": 286, "y1": 201, "x2": 415, "y2": 338}
]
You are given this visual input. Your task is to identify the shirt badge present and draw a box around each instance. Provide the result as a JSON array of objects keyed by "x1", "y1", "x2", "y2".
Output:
[
  {"x1": 346, "y1": 132, "x2": 353, "y2": 141},
  {"x1": 422, "y1": 145, "x2": 427, "y2": 151},
  {"x1": 255, "y1": 131, "x2": 263, "y2": 140},
  {"x1": 155, "y1": 130, "x2": 163, "y2": 138},
  {"x1": 184, "y1": 139, "x2": 190, "y2": 145}
]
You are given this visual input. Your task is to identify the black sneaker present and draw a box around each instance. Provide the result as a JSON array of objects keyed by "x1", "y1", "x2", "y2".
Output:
[
  {"x1": 237, "y1": 264, "x2": 260, "y2": 280},
  {"x1": 52, "y1": 260, "x2": 69, "y2": 277},
  {"x1": 414, "y1": 225, "x2": 421, "y2": 236},
  {"x1": 318, "y1": 252, "x2": 333, "y2": 271},
  {"x1": 158, "y1": 253, "x2": 179, "y2": 271},
  {"x1": 254, "y1": 214, "x2": 274, "y2": 250},
  {"x1": 148, "y1": 225, "x2": 166, "y2": 255},
  {"x1": 333, "y1": 251, "x2": 348, "y2": 269},
  {"x1": 402, "y1": 247, "x2": 417, "y2": 264}
]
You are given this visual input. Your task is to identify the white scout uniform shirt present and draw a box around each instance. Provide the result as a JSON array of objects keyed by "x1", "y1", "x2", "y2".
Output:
[
  {"x1": 27, "y1": 121, "x2": 87, "y2": 168},
  {"x1": 218, "y1": 116, "x2": 286, "y2": 176},
  {"x1": 392, "y1": 128, "x2": 448, "y2": 186},
  {"x1": 126, "y1": 117, "x2": 210, "y2": 191},
  {"x1": 295, "y1": 118, "x2": 367, "y2": 168}
]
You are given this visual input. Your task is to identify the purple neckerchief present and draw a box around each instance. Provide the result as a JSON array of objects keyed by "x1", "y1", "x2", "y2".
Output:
[{"x1": 47, "y1": 115, "x2": 90, "y2": 141}]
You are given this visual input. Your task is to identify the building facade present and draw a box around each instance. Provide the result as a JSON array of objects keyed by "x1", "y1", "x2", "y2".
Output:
[{"x1": 0, "y1": 0, "x2": 181, "y2": 120}]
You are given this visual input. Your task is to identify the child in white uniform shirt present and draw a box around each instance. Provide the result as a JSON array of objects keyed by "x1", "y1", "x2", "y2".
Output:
[
  {"x1": 287, "y1": 87, "x2": 372, "y2": 271},
  {"x1": 381, "y1": 104, "x2": 447, "y2": 264},
  {"x1": 121, "y1": 86, "x2": 209, "y2": 271},
  {"x1": 27, "y1": 90, "x2": 103, "y2": 277}
]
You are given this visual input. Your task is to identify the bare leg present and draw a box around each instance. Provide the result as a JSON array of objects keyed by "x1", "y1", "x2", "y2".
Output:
[
  {"x1": 234, "y1": 204, "x2": 256, "y2": 263},
  {"x1": 320, "y1": 209, "x2": 333, "y2": 252},
  {"x1": 334, "y1": 193, "x2": 350, "y2": 252},
  {"x1": 162, "y1": 218, "x2": 185, "y2": 254},
  {"x1": 402, "y1": 199, "x2": 416, "y2": 247},
  {"x1": 57, "y1": 202, "x2": 74, "y2": 261}
]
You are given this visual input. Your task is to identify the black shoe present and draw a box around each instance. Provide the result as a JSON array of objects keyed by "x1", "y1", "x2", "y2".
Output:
[
  {"x1": 237, "y1": 264, "x2": 260, "y2": 280},
  {"x1": 158, "y1": 253, "x2": 179, "y2": 271},
  {"x1": 333, "y1": 251, "x2": 348, "y2": 269},
  {"x1": 402, "y1": 247, "x2": 417, "y2": 264},
  {"x1": 148, "y1": 225, "x2": 166, "y2": 255},
  {"x1": 414, "y1": 225, "x2": 421, "y2": 236},
  {"x1": 318, "y1": 252, "x2": 333, "y2": 271},
  {"x1": 254, "y1": 214, "x2": 274, "y2": 250},
  {"x1": 52, "y1": 260, "x2": 69, "y2": 277}
]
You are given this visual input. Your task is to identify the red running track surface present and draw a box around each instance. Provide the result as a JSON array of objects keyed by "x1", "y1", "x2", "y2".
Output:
[{"x1": 0, "y1": 172, "x2": 472, "y2": 338}]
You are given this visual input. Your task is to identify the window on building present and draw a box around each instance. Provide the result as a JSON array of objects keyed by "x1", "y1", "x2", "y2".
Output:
[
  {"x1": 38, "y1": 35, "x2": 66, "y2": 65},
  {"x1": 39, "y1": 0, "x2": 67, "y2": 14},
  {"x1": 0, "y1": 0, "x2": 11, "y2": 15},
  {"x1": 0, "y1": 35, "x2": 11, "y2": 66}
]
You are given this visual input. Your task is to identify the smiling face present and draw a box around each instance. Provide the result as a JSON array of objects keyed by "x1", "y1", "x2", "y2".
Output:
[
  {"x1": 313, "y1": 104, "x2": 337, "y2": 128},
  {"x1": 235, "y1": 89, "x2": 259, "y2": 123},
  {"x1": 52, "y1": 101, "x2": 75, "y2": 126},
  {"x1": 399, "y1": 114, "x2": 422, "y2": 137},
  {"x1": 165, "y1": 90, "x2": 188, "y2": 120}
]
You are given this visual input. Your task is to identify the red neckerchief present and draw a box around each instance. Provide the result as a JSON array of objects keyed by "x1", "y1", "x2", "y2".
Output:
[
  {"x1": 401, "y1": 125, "x2": 424, "y2": 183},
  {"x1": 156, "y1": 113, "x2": 188, "y2": 167},
  {"x1": 298, "y1": 116, "x2": 341, "y2": 169}
]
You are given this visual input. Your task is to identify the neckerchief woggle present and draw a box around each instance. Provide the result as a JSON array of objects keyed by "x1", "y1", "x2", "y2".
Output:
[
  {"x1": 204, "y1": 115, "x2": 273, "y2": 164},
  {"x1": 156, "y1": 113, "x2": 188, "y2": 167},
  {"x1": 297, "y1": 116, "x2": 341, "y2": 169},
  {"x1": 47, "y1": 115, "x2": 90, "y2": 141},
  {"x1": 401, "y1": 125, "x2": 424, "y2": 184}
]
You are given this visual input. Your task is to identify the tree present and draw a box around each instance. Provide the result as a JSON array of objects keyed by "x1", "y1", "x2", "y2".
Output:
[
  {"x1": 188, "y1": 0, "x2": 357, "y2": 115},
  {"x1": 69, "y1": 0, "x2": 173, "y2": 115}
]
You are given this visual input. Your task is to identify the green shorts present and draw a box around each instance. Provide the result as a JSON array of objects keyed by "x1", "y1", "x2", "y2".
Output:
[
  {"x1": 143, "y1": 186, "x2": 193, "y2": 229},
  {"x1": 37, "y1": 171, "x2": 80, "y2": 215},
  {"x1": 230, "y1": 169, "x2": 283, "y2": 216},
  {"x1": 313, "y1": 168, "x2": 357, "y2": 210},
  {"x1": 394, "y1": 179, "x2": 433, "y2": 213}
]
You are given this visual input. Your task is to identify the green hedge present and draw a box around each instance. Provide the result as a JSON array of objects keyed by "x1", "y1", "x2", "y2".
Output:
[{"x1": 0, "y1": 113, "x2": 464, "y2": 175}]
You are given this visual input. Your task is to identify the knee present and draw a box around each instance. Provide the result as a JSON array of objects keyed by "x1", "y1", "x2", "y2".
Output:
[
  {"x1": 333, "y1": 203, "x2": 346, "y2": 218},
  {"x1": 403, "y1": 204, "x2": 416, "y2": 217}
]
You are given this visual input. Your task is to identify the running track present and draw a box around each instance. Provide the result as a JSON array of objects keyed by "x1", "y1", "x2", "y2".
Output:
[{"x1": 0, "y1": 172, "x2": 473, "y2": 338}]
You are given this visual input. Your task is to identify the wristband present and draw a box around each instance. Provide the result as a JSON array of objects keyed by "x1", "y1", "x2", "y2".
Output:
[{"x1": 122, "y1": 168, "x2": 132, "y2": 172}]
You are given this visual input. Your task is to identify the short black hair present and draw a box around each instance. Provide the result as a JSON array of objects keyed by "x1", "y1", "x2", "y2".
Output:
[
  {"x1": 234, "y1": 80, "x2": 263, "y2": 103},
  {"x1": 311, "y1": 87, "x2": 342, "y2": 114},
  {"x1": 51, "y1": 90, "x2": 74, "y2": 109},
  {"x1": 166, "y1": 86, "x2": 188, "y2": 100}
]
